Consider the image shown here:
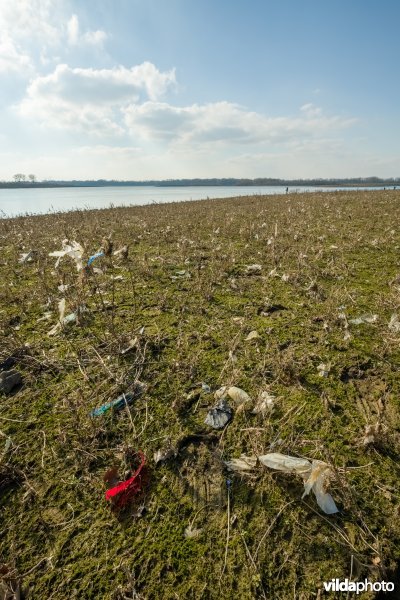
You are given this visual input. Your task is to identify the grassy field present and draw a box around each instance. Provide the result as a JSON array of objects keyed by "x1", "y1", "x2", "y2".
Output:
[{"x1": 1, "y1": 190, "x2": 400, "y2": 599}]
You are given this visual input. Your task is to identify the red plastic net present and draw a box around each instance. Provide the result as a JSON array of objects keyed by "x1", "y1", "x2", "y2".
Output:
[{"x1": 105, "y1": 450, "x2": 146, "y2": 508}]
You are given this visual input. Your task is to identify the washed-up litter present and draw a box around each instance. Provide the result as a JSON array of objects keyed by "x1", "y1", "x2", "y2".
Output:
[
  {"x1": 388, "y1": 314, "x2": 400, "y2": 333},
  {"x1": 2, "y1": 436, "x2": 12, "y2": 454},
  {"x1": 252, "y1": 391, "x2": 276, "y2": 415},
  {"x1": 18, "y1": 251, "x2": 35, "y2": 263},
  {"x1": 259, "y1": 453, "x2": 339, "y2": 514},
  {"x1": 185, "y1": 525, "x2": 202, "y2": 539},
  {"x1": 120, "y1": 337, "x2": 138, "y2": 355},
  {"x1": 0, "y1": 370, "x2": 22, "y2": 394},
  {"x1": 349, "y1": 314, "x2": 378, "y2": 325},
  {"x1": 201, "y1": 382, "x2": 211, "y2": 393},
  {"x1": 91, "y1": 383, "x2": 145, "y2": 417},
  {"x1": 171, "y1": 270, "x2": 191, "y2": 280},
  {"x1": 36, "y1": 311, "x2": 53, "y2": 322},
  {"x1": 87, "y1": 251, "x2": 104, "y2": 266},
  {"x1": 113, "y1": 246, "x2": 129, "y2": 259},
  {"x1": 154, "y1": 447, "x2": 177, "y2": 465},
  {"x1": 205, "y1": 398, "x2": 232, "y2": 429},
  {"x1": 104, "y1": 450, "x2": 146, "y2": 508},
  {"x1": 0, "y1": 356, "x2": 16, "y2": 371},
  {"x1": 215, "y1": 386, "x2": 252, "y2": 406},
  {"x1": 49, "y1": 240, "x2": 84, "y2": 271},
  {"x1": 224, "y1": 455, "x2": 257, "y2": 474},
  {"x1": 363, "y1": 422, "x2": 382, "y2": 446},
  {"x1": 245, "y1": 330, "x2": 260, "y2": 341},
  {"x1": 317, "y1": 363, "x2": 331, "y2": 378},
  {"x1": 102, "y1": 238, "x2": 113, "y2": 256},
  {"x1": 258, "y1": 303, "x2": 287, "y2": 315},
  {"x1": 245, "y1": 264, "x2": 262, "y2": 274},
  {"x1": 48, "y1": 299, "x2": 78, "y2": 336},
  {"x1": 57, "y1": 284, "x2": 68, "y2": 292}
]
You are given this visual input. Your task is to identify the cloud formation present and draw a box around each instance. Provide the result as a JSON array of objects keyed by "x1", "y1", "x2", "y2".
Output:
[
  {"x1": 18, "y1": 62, "x2": 177, "y2": 135},
  {"x1": 67, "y1": 14, "x2": 108, "y2": 47},
  {"x1": 124, "y1": 100, "x2": 356, "y2": 146},
  {"x1": 0, "y1": 1, "x2": 109, "y2": 76},
  {"x1": 0, "y1": 33, "x2": 33, "y2": 73}
]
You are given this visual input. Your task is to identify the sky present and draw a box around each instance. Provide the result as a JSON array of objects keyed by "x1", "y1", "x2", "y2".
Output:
[{"x1": 0, "y1": 0, "x2": 399, "y2": 181}]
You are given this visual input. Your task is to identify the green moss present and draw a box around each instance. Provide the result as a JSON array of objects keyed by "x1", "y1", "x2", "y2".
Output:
[{"x1": 1, "y1": 191, "x2": 400, "y2": 598}]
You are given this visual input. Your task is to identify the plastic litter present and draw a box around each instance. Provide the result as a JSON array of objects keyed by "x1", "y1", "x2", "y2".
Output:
[
  {"x1": 214, "y1": 386, "x2": 251, "y2": 406},
  {"x1": 245, "y1": 264, "x2": 262, "y2": 274},
  {"x1": 90, "y1": 384, "x2": 145, "y2": 417},
  {"x1": 201, "y1": 382, "x2": 211, "y2": 393},
  {"x1": 49, "y1": 240, "x2": 84, "y2": 271},
  {"x1": 349, "y1": 314, "x2": 378, "y2": 325},
  {"x1": 104, "y1": 450, "x2": 146, "y2": 508},
  {"x1": 363, "y1": 422, "x2": 382, "y2": 446},
  {"x1": 0, "y1": 370, "x2": 22, "y2": 394},
  {"x1": 317, "y1": 363, "x2": 331, "y2": 378},
  {"x1": 245, "y1": 330, "x2": 260, "y2": 341},
  {"x1": 120, "y1": 337, "x2": 138, "y2": 355},
  {"x1": 224, "y1": 455, "x2": 257, "y2": 473},
  {"x1": 185, "y1": 525, "x2": 202, "y2": 538},
  {"x1": 258, "y1": 453, "x2": 338, "y2": 514},
  {"x1": 113, "y1": 246, "x2": 129, "y2": 259},
  {"x1": 388, "y1": 314, "x2": 400, "y2": 333},
  {"x1": 18, "y1": 251, "x2": 35, "y2": 263},
  {"x1": 87, "y1": 251, "x2": 104, "y2": 266},
  {"x1": 47, "y1": 300, "x2": 77, "y2": 336},
  {"x1": 205, "y1": 398, "x2": 232, "y2": 429},
  {"x1": 154, "y1": 447, "x2": 177, "y2": 465},
  {"x1": 252, "y1": 391, "x2": 276, "y2": 415}
]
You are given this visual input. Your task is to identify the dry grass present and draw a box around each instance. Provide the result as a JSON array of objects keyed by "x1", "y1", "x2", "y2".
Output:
[{"x1": 1, "y1": 190, "x2": 400, "y2": 599}]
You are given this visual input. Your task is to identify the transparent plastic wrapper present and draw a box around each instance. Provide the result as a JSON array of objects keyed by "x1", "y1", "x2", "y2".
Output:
[
  {"x1": 349, "y1": 314, "x2": 377, "y2": 325},
  {"x1": 224, "y1": 455, "x2": 257, "y2": 474},
  {"x1": 259, "y1": 453, "x2": 338, "y2": 514},
  {"x1": 49, "y1": 240, "x2": 84, "y2": 271},
  {"x1": 214, "y1": 385, "x2": 251, "y2": 406},
  {"x1": 388, "y1": 314, "x2": 400, "y2": 333},
  {"x1": 252, "y1": 391, "x2": 276, "y2": 415}
]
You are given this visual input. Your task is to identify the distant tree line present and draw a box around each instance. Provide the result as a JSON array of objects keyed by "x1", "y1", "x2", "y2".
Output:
[{"x1": 0, "y1": 175, "x2": 399, "y2": 189}]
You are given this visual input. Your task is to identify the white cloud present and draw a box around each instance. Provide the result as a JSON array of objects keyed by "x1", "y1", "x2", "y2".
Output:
[
  {"x1": 0, "y1": 33, "x2": 33, "y2": 73},
  {"x1": 17, "y1": 62, "x2": 176, "y2": 135},
  {"x1": 0, "y1": 1, "x2": 110, "y2": 76},
  {"x1": 300, "y1": 103, "x2": 322, "y2": 117},
  {"x1": 124, "y1": 101, "x2": 356, "y2": 146},
  {"x1": 67, "y1": 14, "x2": 108, "y2": 47},
  {"x1": 0, "y1": 0, "x2": 60, "y2": 46},
  {"x1": 67, "y1": 14, "x2": 79, "y2": 45}
]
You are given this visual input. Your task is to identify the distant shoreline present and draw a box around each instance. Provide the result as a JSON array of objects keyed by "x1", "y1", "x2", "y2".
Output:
[{"x1": 0, "y1": 179, "x2": 398, "y2": 189}]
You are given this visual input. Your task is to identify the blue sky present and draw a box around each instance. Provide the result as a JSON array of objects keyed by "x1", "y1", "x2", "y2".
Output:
[{"x1": 0, "y1": 0, "x2": 399, "y2": 180}]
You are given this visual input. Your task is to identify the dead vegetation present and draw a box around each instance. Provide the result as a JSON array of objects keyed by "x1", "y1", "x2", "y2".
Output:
[{"x1": 1, "y1": 190, "x2": 400, "y2": 599}]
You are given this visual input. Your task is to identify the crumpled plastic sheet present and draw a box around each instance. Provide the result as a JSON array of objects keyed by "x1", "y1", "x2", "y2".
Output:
[
  {"x1": 259, "y1": 453, "x2": 339, "y2": 514},
  {"x1": 105, "y1": 451, "x2": 146, "y2": 508},
  {"x1": 204, "y1": 398, "x2": 232, "y2": 429}
]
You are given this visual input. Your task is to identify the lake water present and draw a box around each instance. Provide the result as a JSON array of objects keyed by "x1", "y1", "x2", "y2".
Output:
[{"x1": 0, "y1": 185, "x2": 389, "y2": 218}]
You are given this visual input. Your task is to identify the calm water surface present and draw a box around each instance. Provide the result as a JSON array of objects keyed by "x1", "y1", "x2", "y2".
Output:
[{"x1": 0, "y1": 185, "x2": 388, "y2": 218}]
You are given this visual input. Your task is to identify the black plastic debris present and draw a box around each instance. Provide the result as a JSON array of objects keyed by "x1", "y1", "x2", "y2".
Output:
[
  {"x1": 258, "y1": 304, "x2": 287, "y2": 315},
  {"x1": 0, "y1": 370, "x2": 22, "y2": 395},
  {"x1": 204, "y1": 399, "x2": 232, "y2": 429}
]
